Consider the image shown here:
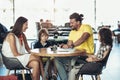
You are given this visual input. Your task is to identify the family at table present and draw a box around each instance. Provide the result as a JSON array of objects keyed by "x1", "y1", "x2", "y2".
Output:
[{"x1": 1, "y1": 12, "x2": 113, "y2": 80}]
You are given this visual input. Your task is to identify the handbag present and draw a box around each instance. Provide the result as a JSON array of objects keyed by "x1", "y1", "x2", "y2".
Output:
[{"x1": 0, "y1": 75, "x2": 18, "y2": 80}]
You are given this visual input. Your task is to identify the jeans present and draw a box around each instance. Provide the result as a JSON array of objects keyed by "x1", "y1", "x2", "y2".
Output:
[
  {"x1": 68, "y1": 64, "x2": 84, "y2": 80},
  {"x1": 54, "y1": 57, "x2": 77, "y2": 80},
  {"x1": 54, "y1": 57, "x2": 72, "y2": 80},
  {"x1": 44, "y1": 59, "x2": 50, "y2": 80}
]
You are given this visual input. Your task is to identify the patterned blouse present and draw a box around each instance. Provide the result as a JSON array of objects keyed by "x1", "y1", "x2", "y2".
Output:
[{"x1": 96, "y1": 43, "x2": 112, "y2": 59}]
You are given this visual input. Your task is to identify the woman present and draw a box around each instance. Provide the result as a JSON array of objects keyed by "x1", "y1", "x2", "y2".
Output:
[{"x1": 2, "y1": 16, "x2": 44, "y2": 80}]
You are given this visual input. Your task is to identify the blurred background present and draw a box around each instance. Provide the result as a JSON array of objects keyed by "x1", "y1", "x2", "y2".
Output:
[{"x1": 0, "y1": 0, "x2": 120, "y2": 39}]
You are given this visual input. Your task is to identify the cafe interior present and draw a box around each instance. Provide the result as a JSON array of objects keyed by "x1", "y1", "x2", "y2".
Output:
[{"x1": 0, "y1": 0, "x2": 120, "y2": 80}]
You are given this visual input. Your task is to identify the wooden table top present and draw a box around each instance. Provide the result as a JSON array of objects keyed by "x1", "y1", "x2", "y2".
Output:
[{"x1": 31, "y1": 47, "x2": 86, "y2": 57}]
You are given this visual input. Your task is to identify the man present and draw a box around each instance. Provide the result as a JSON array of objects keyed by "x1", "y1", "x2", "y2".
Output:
[
  {"x1": 61, "y1": 13, "x2": 94, "y2": 54},
  {"x1": 55, "y1": 12, "x2": 94, "y2": 80}
]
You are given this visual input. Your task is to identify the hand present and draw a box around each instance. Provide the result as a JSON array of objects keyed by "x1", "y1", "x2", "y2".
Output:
[
  {"x1": 59, "y1": 44, "x2": 69, "y2": 49},
  {"x1": 59, "y1": 44, "x2": 64, "y2": 48},
  {"x1": 62, "y1": 44, "x2": 69, "y2": 48},
  {"x1": 86, "y1": 57, "x2": 93, "y2": 62}
]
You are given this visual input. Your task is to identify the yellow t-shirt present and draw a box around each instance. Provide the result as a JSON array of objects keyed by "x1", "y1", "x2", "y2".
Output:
[{"x1": 68, "y1": 24, "x2": 94, "y2": 54}]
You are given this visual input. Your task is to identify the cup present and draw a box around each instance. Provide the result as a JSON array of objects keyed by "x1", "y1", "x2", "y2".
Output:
[{"x1": 51, "y1": 45, "x2": 57, "y2": 52}]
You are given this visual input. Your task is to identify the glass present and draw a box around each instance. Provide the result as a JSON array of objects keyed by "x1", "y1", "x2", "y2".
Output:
[{"x1": 51, "y1": 45, "x2": 57, "y2": 53}]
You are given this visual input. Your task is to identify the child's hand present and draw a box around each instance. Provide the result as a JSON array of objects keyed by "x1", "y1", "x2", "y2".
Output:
[{"x1": 86, "y1": 57, "x2": 93, "y2": 62}]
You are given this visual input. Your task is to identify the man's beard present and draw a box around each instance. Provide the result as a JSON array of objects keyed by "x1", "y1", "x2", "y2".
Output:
[{"x1": 72, "y1": 27, "x2": 77, "y2": 31}]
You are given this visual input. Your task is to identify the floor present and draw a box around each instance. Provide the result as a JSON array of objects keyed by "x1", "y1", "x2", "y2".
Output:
[{"x1": 0, "y1": 39, "x2": 120, "y2": 80}]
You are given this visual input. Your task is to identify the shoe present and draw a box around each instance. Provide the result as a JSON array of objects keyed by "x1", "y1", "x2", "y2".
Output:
[{"x1": 52, "y1": 73, "x2": 57, "y2": 80}]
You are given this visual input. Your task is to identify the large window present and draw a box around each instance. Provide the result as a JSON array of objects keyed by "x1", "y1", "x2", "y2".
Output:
[
  {"x1": 0, "y1": 0, "x2": 13, "y2": 28},
  {"x1": 0, "y1": 0, "x2": 120, "y2": 39}
]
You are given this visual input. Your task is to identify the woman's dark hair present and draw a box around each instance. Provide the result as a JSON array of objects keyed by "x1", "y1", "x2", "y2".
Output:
[
  {"x1": 99, "y1": 28, "x2": 113, "y2": 46},
  {"x1": 69, "y1": 12, "x2": 84, "y2": 23},
  {"x1": 38, "y1": 28, "x2": 48, "y2": 41},
  {"x1": 12, "y1": 16, "x2": 28, "y2": 37}
]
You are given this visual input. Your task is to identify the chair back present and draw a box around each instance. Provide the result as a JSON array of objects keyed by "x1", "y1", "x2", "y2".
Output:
[
  {"x1": 75, "y1": 46, "x2": 112, "y2": 80},
  {"x1": 100, "y1": 48, "x2": 112, "y2": 69},
  {"x1": 77, "y1": 47, "x2": 112, "y2": 75},
  {"x1": 0, "y1": 51, "x2": 26, "y2": 70}
]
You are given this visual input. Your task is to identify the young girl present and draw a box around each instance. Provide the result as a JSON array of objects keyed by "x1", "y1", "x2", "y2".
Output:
[
  {"x1": 68, "y1": 27, "x2": 113, "y2": 80},
  {"x1": 34, "y1": 28, "x2": 57, "y2": 80}
]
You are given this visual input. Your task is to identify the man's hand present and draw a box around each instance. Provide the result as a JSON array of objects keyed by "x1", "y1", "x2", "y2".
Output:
[
  {"x1": 59, "y1": 44, "x2": 69, "y2": 48},
  {"x1": 62, "y1": 44, "x2": 69, "y2": 48}
]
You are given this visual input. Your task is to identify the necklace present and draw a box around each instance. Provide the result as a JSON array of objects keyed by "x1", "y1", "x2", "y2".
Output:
[{"x1": 19, "y1": 34, "x2": 23, "y2": 45}]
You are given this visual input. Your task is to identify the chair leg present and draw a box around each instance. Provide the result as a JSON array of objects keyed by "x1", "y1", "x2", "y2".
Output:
[
  {"x1": 28, "y1": 69, "x2": 33, "y2": 80},
  {"x1": 14, "y1": 70, "x2": 16, "y2": 75},
  {"x1": 75, "y1": 74, "x2": 79, "y2": 80},
  {"x1": 22, "y1": 70, "x2": 26, "y2": 80},
  {"x1": 91, "y1": 75, "x2": 94, "y2": 80},
  {"x1": 96, "y1": 75, "x2": 101, "y2": 80},
  {"x1": 7, "y1": 70, "x2": 10, "y2": 75},
  {"x1": 79, "y1": 75, "x2": 83, "y2": 80}
]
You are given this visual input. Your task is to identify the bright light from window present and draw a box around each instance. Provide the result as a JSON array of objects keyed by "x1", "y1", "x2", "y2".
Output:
[{"x1": 1, "y1": 0, "x2": 120, "y2": 39}]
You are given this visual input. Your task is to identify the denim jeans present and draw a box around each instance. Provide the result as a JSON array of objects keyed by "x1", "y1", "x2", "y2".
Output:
[{"x1": 54, "y1": 57, "x2": 75, "y2": 80}]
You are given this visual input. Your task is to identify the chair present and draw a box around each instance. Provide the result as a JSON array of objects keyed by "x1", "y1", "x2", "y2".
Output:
[
  {"x1": 30, "y1": 40, "x2": 38, "y2": 49},
  {"x1": 75, "y1": 49, "x2": 112, "y2": 80},
  {"x1": 0, "y1": 50, "x2": 32, "y2": 80}
]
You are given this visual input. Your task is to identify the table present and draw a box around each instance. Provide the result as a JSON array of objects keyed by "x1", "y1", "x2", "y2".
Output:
[
  {"x1": 31, "y1": 47, "x2": 86, "y2": 79},
  {"x1": 31, "y1": 47, "x2": 86, "y2": 57}
]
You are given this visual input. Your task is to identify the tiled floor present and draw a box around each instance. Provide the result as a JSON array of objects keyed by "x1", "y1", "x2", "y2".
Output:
[{"x1": 0, "y1": 39, "x2": 120, "y2": 80}]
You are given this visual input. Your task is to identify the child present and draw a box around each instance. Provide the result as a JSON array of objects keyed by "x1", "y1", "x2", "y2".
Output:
[
  {"x1": 34, "y1": 28, "x2": 57, "y2": 80},
  {"x1": 68, "y1": 27, "x2": 113, "y2": 80}
]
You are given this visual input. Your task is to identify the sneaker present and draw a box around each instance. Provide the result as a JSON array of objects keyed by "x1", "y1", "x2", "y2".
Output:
[{"x1": 52, "y1": 73, "x2": 57, "y2": 80}]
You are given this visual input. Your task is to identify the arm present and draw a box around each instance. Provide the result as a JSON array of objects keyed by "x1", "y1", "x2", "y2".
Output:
[
  {"x1": 6, "y1": 33, "x2": 21, "y2": 56},
  {"x1": 60, "y1": 40, "x2": 73, "y2": 48},
  {"x1": 61, "y1": 32, "x2": 90, "y2": 48},
  {"x1": 22, "y1": 33, "x2": 31, "y2": 52},
  {"x1": 86, "y1": 48, "x2": 111, "y2": 62},
  {"x1": 73, "y1": 32, "x2": 90, "y2": 47}
]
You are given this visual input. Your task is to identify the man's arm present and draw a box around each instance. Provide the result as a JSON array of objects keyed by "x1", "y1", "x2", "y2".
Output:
[
  {"x1": 73, "y1": 32, "x2": 90, "y2": 47},
  {"x1": 61, "y1": 32, "x2": 90, "y2": 48},
  {"x1": 60, "y1": 40, "x2": 73, "y2": 48}
]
